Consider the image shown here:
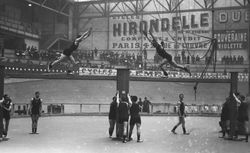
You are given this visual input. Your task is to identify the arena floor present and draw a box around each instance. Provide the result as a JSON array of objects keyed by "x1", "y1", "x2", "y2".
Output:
[{"x1": 0, "y1": 116, "x2": 249, "y2": 153}]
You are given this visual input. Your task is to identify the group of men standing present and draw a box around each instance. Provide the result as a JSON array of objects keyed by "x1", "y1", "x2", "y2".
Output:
[
  {"x1": 108, "y1": 91, "x2": 143, "y2": 143},
  {"x1": 108, "y1": 92, "x2": 189, "y2": 143},
  {"x1": 0, "y1": 91, "x2": 42, "y2": 142},
  {"x1": 0, "y1": 94, "x2": 12, "y2": 141},
  {"x1": 220, "y1": 92, "x2": 249, "y2": 142}
]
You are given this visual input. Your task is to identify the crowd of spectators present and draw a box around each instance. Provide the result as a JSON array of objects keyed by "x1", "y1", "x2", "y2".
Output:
[
  {"x1": 221, "y1": 55, "x2": 244, "y2": 65},
  {"x1": 99, "y1": 51, "x2": 143, "y2": 69},
  {"x1": 13, "y1": 46, "x2": 246, "y2": 70},
  {"x1": 15, "y1": 46, "x2": 40, "y2": 60},
  {"x1": 154, "y1": 51, "x2": 201, "y2": 65}
]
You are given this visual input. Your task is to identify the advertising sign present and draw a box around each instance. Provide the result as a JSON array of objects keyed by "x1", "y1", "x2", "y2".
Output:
[
  {"x1": 109, "y1": 11, "x2": 212, "y2": 51},
  {"x1": 213, "y1": 29, "x2": 248, "y2": 50}
]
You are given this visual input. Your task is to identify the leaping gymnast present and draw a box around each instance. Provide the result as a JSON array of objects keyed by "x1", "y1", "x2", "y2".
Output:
[
  {"x1": 47, "y1": 28, "x2": 92, "y2": 74},
  {"x1": 143, "y1": 31, "x2": 191, "y2": 77}
]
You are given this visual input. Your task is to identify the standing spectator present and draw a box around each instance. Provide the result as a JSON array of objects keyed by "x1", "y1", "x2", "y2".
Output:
[
  {"x1": 143, "y1": 97, "x2": 151, "y2": 113},
  {"x1": 29, "y1": 91, "x2": 42, "y2": 134},
  {"x1": 171, "y1": 93, "x2": 189, "y2": 135},
  {"x1": 108, "y1": 96, "x2": 117, "y2": 138},
  {"x1": 191, "y1": 55, "x2": 195, "y2": 64},
  {"x1": 0, "y1": 98, "x2": 3, "y2": 141},
  {"x1": 228, "y1": 92, "x2": 241, "y2": 140},
  {"x1": 238, "y1": 95, "x2": 249, "y2": 142},
  {"x1": 233, "y1": 55, "x2": 236, "y2": 64},
  {"x1": 241, "y1": 56, "x2": 244, "y2": 64},
  {"x1": 177, "y1": 54, "x2": 181, "y2": 64},
  {"x1": 237, "y1": 55, "x2": 241, "y2": 64},
  {"x1": 196, "y1": 55, "x2": 200, "y2": 63},
  {"x1": 138, "y1": 98, "x2": 143, "y2": 112},
  {"x1": 143, "y1": 48, "x2": 147, "y2": 60},
  {"x1": 128, "y1": 96, "x2": 143, "y2": 142},
  {"x1": 94, "y1": 48, "x2": 98, "y2": 57},
  {"x1": 117, "y1": 92, "x2": 132, "y2": 143},
  {"x1": 1, "y1": 94, "x2": 12, "y2": 138},
  {"x1": 234, "y1": 94, "x2": 249, "y2": 142},
  {"x1": 187, "y1": 55, "x2": 190, "y2": 64},
  {"x1": 229, "y1": 55, "x2": 233, "y2": 64},
  {"x1": 219, "y1": 97, "x2": 230, "y2": 138}
]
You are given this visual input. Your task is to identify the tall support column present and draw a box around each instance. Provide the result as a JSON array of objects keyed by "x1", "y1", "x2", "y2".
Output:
[
  {"x1": 248, "y1": 0, "x2": 250, "y2": 95},
  {"x1": 116, "y1": 67, "x2": 130, "y2": 138},
  {"x1": 68, "y1": 4, "x2": 74, "y2": 40},
  {"x1": 116, "y1": 68, "x2": 130, "y2": 95},
  {"x1": 0, "y1": 65, "x2": 4, "y2": 98},
  {"x1": 229, "y1": 72, "x2": 238, "y2": 138},
  {"x1": 0, "y1": 65, "x2": 3, "y2": 139},
  {"x1": 230, "y1": 72, "x2": 238, "y2": 95},
  {"x1": 107, "y1": 0, "x2": 110, "y2": 50}
]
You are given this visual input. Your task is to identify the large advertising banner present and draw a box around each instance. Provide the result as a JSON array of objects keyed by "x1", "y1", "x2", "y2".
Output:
[
  {"x1": 213, "y1": 8, "x2": 249, "y2": 54},
  {"x1": 109, "y1": 11, "x2": 212, "y2": 51}
]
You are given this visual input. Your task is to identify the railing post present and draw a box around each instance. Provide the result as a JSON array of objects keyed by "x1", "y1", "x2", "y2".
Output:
[
  {"x1": 167, "y1": 104, "x2": 169, "y2": 114},
  {"x1": 99, "y1": 104, "x2": 101, "y2": 113},
  {"x1": 80, "y1": 104, "x2": 82, "y2": 113},
  {"x1": 61, "y1": 104, "x2": 64, "y2": 114},
  {"x1": 163, "y1": 103, "x2": 166, "y2": 114},
  {"x1": 12, "y1": 104, "x2": 15, "y2": 117}
]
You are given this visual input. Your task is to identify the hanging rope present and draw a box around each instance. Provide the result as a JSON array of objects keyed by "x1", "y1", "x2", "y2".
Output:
[{"x1": 193, "y1": 39, "x2": 217, "y2": 100}]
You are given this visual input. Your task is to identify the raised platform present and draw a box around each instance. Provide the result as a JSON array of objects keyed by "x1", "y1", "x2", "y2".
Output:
[{"x1": 1, "y1": 116, "x2": 249, "y2": 153}]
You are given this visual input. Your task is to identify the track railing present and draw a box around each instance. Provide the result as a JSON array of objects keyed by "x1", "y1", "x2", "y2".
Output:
[{"x1": 10, "y1": 103, "x2": 222, "y2": 117}]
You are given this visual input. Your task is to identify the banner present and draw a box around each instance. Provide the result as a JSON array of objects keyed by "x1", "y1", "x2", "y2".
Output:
[
  {"x1": 79, "y1": 68, "x2": 244, "y2": 80},
  {"x1": 213, "y1": 29, "x2": 248, "y2": 50},
  {"x1": 109, "y1": 11, "x2": 212, "y2": 51},
  {"x1": 79, "y1": 67, "x2": 163, "y2": 77}
]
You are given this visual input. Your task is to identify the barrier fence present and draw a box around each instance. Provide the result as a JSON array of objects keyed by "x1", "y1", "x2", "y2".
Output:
[{"x1": 10, "y1": 103, "x2": 222, "y2": 117}]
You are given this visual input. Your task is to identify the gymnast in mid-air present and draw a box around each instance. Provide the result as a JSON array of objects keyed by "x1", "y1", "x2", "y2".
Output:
[
  {"x1": 143, "y1": 31, "x2": 191, "y2": 77},
  {"x1": 48, "y1": 28, "x2": 92, "y2": 74}
]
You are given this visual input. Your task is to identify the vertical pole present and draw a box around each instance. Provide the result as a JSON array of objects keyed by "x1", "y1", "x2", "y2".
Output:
[
  {"x1": 248, "y1": 0, "x2": 250, "y2": 95},
  {"x1": 107, "y1": 0, "x2": 110, "y2": 50},
  {"x1": 116, "y1": 67, "x2": 130, "y2": 138},
  {"x1": 0, "y1": 65, "x2": 4, "y2": 137},
  {"x1": 0, "y1": 65, "x2": 4, "y2": 98},
  {"x1": 229, "y1": 72, "x2": 238, "y2": 138},
  {"x1": 68, "y1": 4, "x2": 73, "y2": 40},
  {"x1": 211, "y1": 0, "x2": 217, "y2": 72},
  {"x1": 116, "y1": 68, "x2": 130, "y2": 95},
  {"x1": 230, "y1": 72, "x2": 238, "y2": 95}
]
